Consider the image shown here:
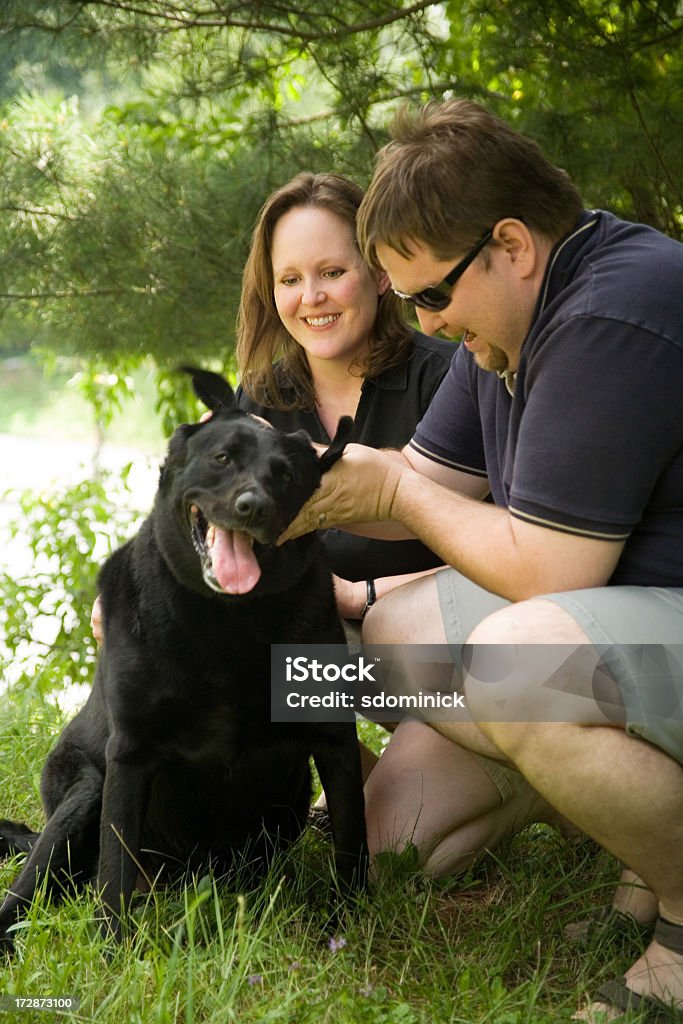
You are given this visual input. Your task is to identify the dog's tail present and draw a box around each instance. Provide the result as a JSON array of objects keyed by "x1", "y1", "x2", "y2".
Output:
[{"x1": 0, "y1": 819, "x2": 40, "y2": 857}]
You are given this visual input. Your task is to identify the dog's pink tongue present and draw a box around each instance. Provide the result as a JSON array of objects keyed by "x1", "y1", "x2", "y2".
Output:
[{"x1": 209, "y1": 526, "x2": 261, "y2": 594}]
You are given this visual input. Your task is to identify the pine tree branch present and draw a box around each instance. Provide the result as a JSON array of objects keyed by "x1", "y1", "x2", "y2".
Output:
[{"x1": 4, "y1": 0, "x2": 442, "y2": 42}]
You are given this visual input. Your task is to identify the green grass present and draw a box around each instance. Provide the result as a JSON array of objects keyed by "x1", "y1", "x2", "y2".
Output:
[{"x1": 0, "y1": 696, "x2": 650, "y2": 1024}]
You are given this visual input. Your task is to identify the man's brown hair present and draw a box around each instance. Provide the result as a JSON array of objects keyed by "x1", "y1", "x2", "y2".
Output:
[{"x1": 357, "y1": 99, "x2": 584, "y2": 266}]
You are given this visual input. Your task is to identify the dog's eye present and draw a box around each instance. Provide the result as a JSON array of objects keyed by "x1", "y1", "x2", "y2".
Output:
[
  {"x1": 214, "y1": 452, "x2": 232, "y2": 466},
  {"x1": 270, "y1": 456, "x2": 295, "y2": 483}
]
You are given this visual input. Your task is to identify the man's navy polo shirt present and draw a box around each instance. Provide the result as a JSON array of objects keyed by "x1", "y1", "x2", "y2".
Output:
[{"x1": 411, "y1": 211, "x2": 683, "y2": 587}]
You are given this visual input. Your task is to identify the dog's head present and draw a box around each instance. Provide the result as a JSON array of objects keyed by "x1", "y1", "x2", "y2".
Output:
[{"x1": 155, "y1": 367, "x2": 352, "y2": 597}]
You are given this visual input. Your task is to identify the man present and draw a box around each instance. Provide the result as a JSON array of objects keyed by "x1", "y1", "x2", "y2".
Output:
[{"x1": 282, "y1": 99, "x2": 683, "y2": 1021}]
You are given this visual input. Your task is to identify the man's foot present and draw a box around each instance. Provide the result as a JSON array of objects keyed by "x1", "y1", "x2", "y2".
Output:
[
  {"x1": 566, "y1": 869, "x2": 659, "y2": 944},
  {"x1": 612, "y1": 870, "x2": 660, "y2": 924},
  {"x1": 573, "y1": 918, "x2": 683, "y2": 1021},
  {"x1": 565, "y1": 904, "x2": 655, "y2": 946}
]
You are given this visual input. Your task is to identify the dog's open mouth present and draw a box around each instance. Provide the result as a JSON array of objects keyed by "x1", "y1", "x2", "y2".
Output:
[{"x1": 189, "y1": 505, "x2": 263, "y2": 595}]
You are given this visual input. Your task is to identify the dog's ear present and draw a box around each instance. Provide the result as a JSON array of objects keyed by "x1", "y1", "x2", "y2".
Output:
[
  {"x1": 179, "y1": 366, "x2": 237, "y2": 413},
  {"x1": 317, "y1": 416, "x2": 354, "y2": 473}
]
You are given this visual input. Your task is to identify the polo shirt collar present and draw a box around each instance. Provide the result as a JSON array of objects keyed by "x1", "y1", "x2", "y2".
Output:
[
  {"x1": 533, "y1": 209, "x2": 601, "y2": 322},
  {"x1": 362, "y1": 361, "x2": 409, "y2": 392}
]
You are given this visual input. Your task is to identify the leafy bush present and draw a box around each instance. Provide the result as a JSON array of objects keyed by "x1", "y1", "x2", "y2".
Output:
[{"x1": 0, "y1": 468, "x2": 143, "y2": 699}]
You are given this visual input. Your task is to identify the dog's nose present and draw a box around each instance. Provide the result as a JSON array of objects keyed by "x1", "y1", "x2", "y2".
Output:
[{"x1": 234, "y1": 490, "x2": 268, "y2": 525}]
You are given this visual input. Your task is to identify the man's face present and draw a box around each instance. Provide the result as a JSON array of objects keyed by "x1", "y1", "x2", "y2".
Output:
[{"x1": 375, "y1": 229, "x2": 541, "y2": 373}]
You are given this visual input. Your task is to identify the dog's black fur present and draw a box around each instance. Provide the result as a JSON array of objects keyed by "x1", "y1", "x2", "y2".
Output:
[{"x1": 0, "y1": 368, "x2": 367, "y2": 947}]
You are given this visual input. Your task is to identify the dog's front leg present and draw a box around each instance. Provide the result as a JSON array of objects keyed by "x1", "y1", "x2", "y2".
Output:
[
  {"x1": 312, "y1": 732, "x2": 368, "y2": 895},
  {"x1": 97, "y1": 736, "x2": 152, "y2": 943}
]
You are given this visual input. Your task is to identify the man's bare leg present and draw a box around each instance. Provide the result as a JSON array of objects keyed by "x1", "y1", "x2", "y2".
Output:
[
  {"x1": 460, "y1": 599, "x2": 683, "y2": 1017},
  {"x1": 361, "y1": 576, "x2": 580, "y2": 875},
  {"x1": 364, "y1": 716, "x2": 569, "y2": 875}
]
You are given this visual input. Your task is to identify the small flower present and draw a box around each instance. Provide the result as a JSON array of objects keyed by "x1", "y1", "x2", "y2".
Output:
[
  {"x1": 359, "y1": 984, "x2": 374, "y2": 997},
  {"x1": 328, "y1": 935, "x2": 347, "y2": 952},
  {"x1": 247, "y1": 973, "x2": 263, "y2": 986},
  {"x1": 288, "y1": 960, "x2": 302, "y2": 972}
]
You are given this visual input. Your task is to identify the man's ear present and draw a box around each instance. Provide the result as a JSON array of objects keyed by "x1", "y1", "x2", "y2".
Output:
[
  {"x1": 377, "y1": 270, "x2": 391, "y2": 296},
  {"x1": 318, "y1": 416, "x2": 354, "y2": 472},
  {"x1": 493, "y1": 219, "x2": 539, "y2": 278}
]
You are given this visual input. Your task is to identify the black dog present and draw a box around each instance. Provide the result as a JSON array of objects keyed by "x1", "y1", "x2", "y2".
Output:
[{"x1": 0, "y1": 368, "x2": 367, "y2": 947}]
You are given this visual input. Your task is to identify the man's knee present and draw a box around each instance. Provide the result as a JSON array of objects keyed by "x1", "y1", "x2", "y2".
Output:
[
  {"x1": 463, "y1": 598, "x2": 567, "y2": 720},
  {"x1": 462, "y1": 597, "x2": 612, "y2": 736},
  {"x1": 466, "y1": 596, "x2": 590, "y2": 647}
]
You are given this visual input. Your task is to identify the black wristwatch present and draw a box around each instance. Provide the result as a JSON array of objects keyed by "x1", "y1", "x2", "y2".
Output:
[{"x1": 361, "y1": 579, "x2": 377, "y2": 619}]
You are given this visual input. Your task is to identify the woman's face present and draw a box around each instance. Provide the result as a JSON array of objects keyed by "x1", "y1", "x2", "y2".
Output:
[{"x1": 271, "y1": 205, "x2": 388, "y2": 372}]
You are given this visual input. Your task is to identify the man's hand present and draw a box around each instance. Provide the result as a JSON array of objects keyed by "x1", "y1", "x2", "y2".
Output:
[{"x1": 279, "y1": 444, "x2": 406, "y2": 542}]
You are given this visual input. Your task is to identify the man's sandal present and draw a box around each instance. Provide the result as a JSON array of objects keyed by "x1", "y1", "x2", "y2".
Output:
[
  {"x1": 594, "y1": 918, "x2": 683, "y2": 1021},
  {"x1": 568, "y1": 905, "x2": 655, "y2": 946}
]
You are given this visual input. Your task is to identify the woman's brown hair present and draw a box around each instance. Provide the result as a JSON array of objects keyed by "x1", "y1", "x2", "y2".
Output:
[{"x1": 237, "y1": 172, "x2": 414, "y2": 411}]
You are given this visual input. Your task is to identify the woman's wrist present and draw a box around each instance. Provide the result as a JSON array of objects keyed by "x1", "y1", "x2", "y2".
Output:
[{"x1": 361, "y1": 579, "x2": 377, "y2": 619}]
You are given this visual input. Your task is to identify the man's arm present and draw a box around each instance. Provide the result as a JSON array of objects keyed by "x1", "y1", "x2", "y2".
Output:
[
  {"x1": 402, "y1": 445, "x2": 491, "y2": 499},
  {"x1": 325, "y1": 444, "x2": 491, "y2": 541},
  {"x1": 392, "y1": 465, "x2": 624, "y2": 601},
  {"x1": 283, "y1": 444, "x2": 623, "y2": 601}
]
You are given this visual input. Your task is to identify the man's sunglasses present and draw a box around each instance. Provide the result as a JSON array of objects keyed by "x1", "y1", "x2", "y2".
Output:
[{"x1": 393, "y1": 228, "x2": 494, "y2": 312}]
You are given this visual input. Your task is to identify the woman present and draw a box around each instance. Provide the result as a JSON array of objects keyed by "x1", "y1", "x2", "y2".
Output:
[{"x1": 235, "y1": 171, "x2": 454, "y2": 621}]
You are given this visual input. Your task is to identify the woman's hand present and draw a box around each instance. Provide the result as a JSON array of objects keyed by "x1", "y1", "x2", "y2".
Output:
[
  {"x1": 91, "y1": 594, "x2": 104, "y2": 647},
  {"x1": 280, "y1": 443, "x2": 406, "y2": 542}
]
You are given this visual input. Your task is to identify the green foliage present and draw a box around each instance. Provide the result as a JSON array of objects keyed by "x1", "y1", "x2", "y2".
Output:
[
  {"x1": 0, "y1": 470, "x2": 142, "y2": 697},
  {"x1": 438, "y1": 0, "x2": 683, "y2": 235},
  {"x1": 0, "y1": 1, "x2": 442, "y2": 376},
  {"x1": 0, "y1": 0, "x2": 681, "y2": 407}
]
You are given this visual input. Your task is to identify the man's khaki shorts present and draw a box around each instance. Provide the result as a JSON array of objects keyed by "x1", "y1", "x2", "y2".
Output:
[{"x1": 436, "y1": 568, "x2": 683, "y2": 773}]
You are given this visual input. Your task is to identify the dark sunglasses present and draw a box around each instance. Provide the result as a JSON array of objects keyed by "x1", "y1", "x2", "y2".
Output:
[{"x1": 393, "y1": 228, "x2": 494, "y2": 311}]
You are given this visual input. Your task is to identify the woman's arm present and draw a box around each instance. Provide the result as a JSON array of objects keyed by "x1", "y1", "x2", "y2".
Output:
[{"x1": 332, "y1": 566, "x2": 443, "y2": 621}]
